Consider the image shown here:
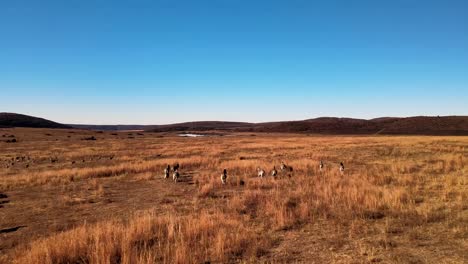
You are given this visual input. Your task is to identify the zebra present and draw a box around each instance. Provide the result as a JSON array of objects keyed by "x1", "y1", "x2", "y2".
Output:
[
  {"x1": 173, "y1": 169, "x2": 180, "y2": 182},
  {"x1": 280, "y1": 162, "x2": 293, "y2": 172},
  {"x1": 173, "y1": 163, "x2": 180, "y2": 171},
  {"x1": 257, "y1": 167, "x2": 265, "y2": 178},
  {"x1": 339, "y1": 162, "x2": 345, "y2": 174},
  {"x1": 280, "y1": 161, "x2": 287, "y2": 171},
  {"x1": 271, "y1": 166, "x2": 278, "y2": 177},
  {"x1": 280, "y1": 161, "x2": 293, "y2": 178},
  {"x1": 221, "y1": 169, "x2": 227, "y2": 184},
  {"x1": 164, "y1": 165, "x2": 170, "y2": 179},
  {"x1": 319, "y1": 160, "x2": 324, "y2": 172}
]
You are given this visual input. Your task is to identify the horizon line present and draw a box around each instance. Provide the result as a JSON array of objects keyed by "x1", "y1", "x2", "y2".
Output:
[{"x1": 2, "y1": 112, "x2": 466, "y2": 126}]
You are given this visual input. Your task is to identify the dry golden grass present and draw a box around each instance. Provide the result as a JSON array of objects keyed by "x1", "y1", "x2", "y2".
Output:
[
  {"x1": 0, "y1": 128, "x2": 467, "y2": 263},
  {"x1": 15, "y1": 211, "x2": 264, "y2": 264}
]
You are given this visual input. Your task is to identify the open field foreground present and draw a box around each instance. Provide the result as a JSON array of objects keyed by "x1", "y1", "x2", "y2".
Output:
[{"x1": 0, "y1": 128, "x2": 467, "y2": 263}]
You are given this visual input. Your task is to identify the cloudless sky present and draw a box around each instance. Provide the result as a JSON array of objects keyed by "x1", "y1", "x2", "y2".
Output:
[{"x1": 1, "y1": 0, "x2": 467, "y2": 124}]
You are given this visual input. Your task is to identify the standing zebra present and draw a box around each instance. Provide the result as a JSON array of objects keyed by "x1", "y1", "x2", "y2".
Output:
[
  {"x1": 280, "y1": 161, "x2": 287, "y2": 171},
  {"x1": 173, "y1": 163, "x2": 180, "y2": 171},
  {"x1": 339, "y1": 162, "x2": 345, "y2": 174},
  {"x1": 221, "y1": 169, "x2": 227, "y2": 184},
  {"x1": 280, "y1": 161, "x2": 293, "y2": 178},
  {"x1": 281, "y1": 162, "x2": 293, "y2": 172},
  {"x1": 164, "y1": 165, "x2": 170, "y2": 179},
  {"x1": 271, "y1": 166, "x2": 278, "y2": 177},
  {"x1": 319, "y1": 160, "x2": 324, "y2": 172},
  {"x1": 173, "y1": 169, "x2": 180, "y2": 182},
  {"x1": 257, "y1": 167, "x2": 265, "y2": 178}
]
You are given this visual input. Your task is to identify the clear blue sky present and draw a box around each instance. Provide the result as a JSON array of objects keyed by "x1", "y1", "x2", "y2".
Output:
[{"x1": 1, "y1": 0, "x2": 467, "y2": 124}]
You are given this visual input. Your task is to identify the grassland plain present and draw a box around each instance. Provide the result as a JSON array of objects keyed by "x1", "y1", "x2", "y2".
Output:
[{"x1": 0, "y1": 128, "x2": 466, "y2": 263}]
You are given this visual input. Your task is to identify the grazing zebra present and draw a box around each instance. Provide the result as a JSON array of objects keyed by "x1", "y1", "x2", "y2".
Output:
[
  {"x1": 257, "y1": 167, "x2": 265, "y2": 178},
  {"x1": 221, "y1": 169, "x2": 227, "y2": 184},
  {"x1": 319, "y1": 160, "x2": 324, "y2": 171},
  {"x1": 339, "y1": 162, "x2": 345, "y2": 174},
  {"x1": 280, "y1": 161, "x2": 293, "y2": 178},
  {"x1": 271, "y1": 166, "x2": 278, "y2": 177},
  {"x1": 280, "y1": 161, "x2": 287, "y2": 171},
  {"x1": 173, "y1": 163, "x2": 180, "y2": 171},
  {"x1": 280, "y1": 162, "x2": 293, "y2": 172},
  {"x1": 164, "y1": 165, "x2": 170, "y2": 179},
  {"x1": 173, "y1": 169, "x2": 180, "y2": 182}
]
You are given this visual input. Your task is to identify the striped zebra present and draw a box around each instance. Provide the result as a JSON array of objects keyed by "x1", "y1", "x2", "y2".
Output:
[
  {"x1": 280, "y1": 161, "x2": 293, "y2": 172},
  {"x1": 164, "y1": 165, "x2": 170, "y2": 179},
  {"x1": 271, "y1": 166, "x2": 278, "y2": 177},
  {"x1": 280, "y1": 161, "x2": 287, "y2": 171},
  {"x1": 173, "y1": 169, "x2": 180, "y2": 182},
  {"x1": 339, "y1": 162, "x2": 345, "y2": 174},
  {"x1": 280, "y1": 161, "x2": 293, "y2": 178},
  {"x1": 319, "y1": 160, "x2": 324, "y2": 172},
  {"x1": 257, "y1": 167, "x2": 265, "y2": 178},
  {"x1": 221, "y1": 169, "x2": 227, "y2": 184}
]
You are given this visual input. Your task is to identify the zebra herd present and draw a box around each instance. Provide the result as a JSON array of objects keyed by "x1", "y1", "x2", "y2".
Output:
[
  {"x1": 163, "y1": 160, "x2": 345, "y2": 184},
  {"x1": 164, "y1": 163, "x2": 180, "y2": 182}
]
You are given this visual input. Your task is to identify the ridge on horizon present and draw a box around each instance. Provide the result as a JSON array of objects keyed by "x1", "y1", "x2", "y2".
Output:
[{"x1": 1, "y1": 112, "x2": 468, "y2": 135}]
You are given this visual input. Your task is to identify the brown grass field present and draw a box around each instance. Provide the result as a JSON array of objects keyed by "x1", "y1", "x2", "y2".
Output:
[{"x1": 0, "y1": 127, "x2": 466, "y2": 263}]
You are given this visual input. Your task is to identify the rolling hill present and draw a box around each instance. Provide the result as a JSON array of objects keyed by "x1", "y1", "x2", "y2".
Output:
[
  {"x1": 244, "y1": 116, "x2": 468, "y2": 135},
  {"x1": 0, "y1": 113, "x2": 71, "y2": 129},
  {"x1": 146, "y1": 116, "x2": 468, "y2": 135},
  {"x1": 2, "y1": 113, "x2": 468, "y2": 135}
]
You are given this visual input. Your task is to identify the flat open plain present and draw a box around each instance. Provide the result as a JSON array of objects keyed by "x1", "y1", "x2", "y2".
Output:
[{"x1": 0, "y1": 128, "x2": 466, "y2": 263}]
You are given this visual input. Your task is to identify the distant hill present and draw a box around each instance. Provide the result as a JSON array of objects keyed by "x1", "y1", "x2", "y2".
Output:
[
  {"x1": 69, "y1": 124, "x2": 149, "y2": 131},
  {"x1": 249, "y1": 117, "x2": 379, "y2": 134},
  {"x1": 73, "y1": 121, "x2": 253, "y2": 132},
  {"x1": 0, "y1": 113, "x2": 71, "y2": 129},
  {"x1": 3, "y1": 113, "x2": 468, "y2": 135},
  {"x1": 146, "y1": 116, "x2": 468, "y2": 135},
  {"x1": 148, "y1": 121, "x2": 253, "y2": 132},
  {"x1": 375, "y1": 116, "x2": 468, "y2": 135}
]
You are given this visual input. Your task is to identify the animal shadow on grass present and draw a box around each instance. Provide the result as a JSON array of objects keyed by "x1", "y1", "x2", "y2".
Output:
[
  {"x1": 0, "y1": 193, "x2": 9, "y2": 208},
  {"x1": 177, "y1": 171, "x2": 195, "y2": 184},
  {"x1": 0, "y1": 226, "x2": 27, "y2": 234}
]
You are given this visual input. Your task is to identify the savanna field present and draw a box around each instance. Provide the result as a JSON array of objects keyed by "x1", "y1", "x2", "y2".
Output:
[{"x1": 0, "y1": 128, "x2": 466, "y2": 263}]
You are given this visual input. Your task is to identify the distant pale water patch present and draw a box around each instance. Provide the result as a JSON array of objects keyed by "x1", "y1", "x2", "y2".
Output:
[{"x1": 178, "y1": 133, "x2": 205, "y2": 137}]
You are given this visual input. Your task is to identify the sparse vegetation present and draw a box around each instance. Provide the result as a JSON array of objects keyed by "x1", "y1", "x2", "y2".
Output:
[{"x1": 0, "y1": 128, "x2": 466, "y2": 263}]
